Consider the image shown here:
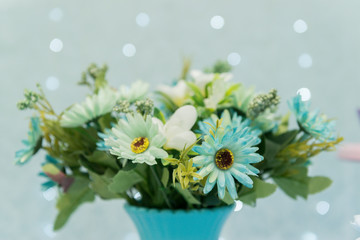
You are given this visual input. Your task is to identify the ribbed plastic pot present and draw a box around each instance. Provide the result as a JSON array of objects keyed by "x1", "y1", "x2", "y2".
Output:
[{"x1": 124, "y1": 204, "x2": 234, "y2": 240}]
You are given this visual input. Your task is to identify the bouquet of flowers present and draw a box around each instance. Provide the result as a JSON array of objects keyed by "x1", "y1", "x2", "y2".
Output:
[{"x1": 16, "y1": 61, "x2": 342, "y2": 230}]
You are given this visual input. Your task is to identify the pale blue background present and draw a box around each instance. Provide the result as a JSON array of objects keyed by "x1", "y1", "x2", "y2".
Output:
[{"x1": 1, "y1": 0, "x2": 360, "y2": 239}]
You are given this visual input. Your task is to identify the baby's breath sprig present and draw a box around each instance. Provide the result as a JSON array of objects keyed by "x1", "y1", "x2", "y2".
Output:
[
  {"x1": 113, "y1": 100, "x2": 132, "y2": 114},
  {"x1": 17, "y1": 84, "x2": 56, "y2": 115},
  {"x1": 78, "y1": 63, "x2": 108, "y2": 93},
  {"x1": 247, "y1": 88, "x2": 280, "y2": 120},
  {"x1": 135, "y1": 98, "x2": 154, "y2": 116}
]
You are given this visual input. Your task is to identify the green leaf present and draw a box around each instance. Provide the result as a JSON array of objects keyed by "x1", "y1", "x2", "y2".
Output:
[
  {"x1": 273, "y1": 177, "x2": 309, "y2": 199},
  {"x1": 54, "y1": 177, "x2": 95, "y2": 230},
  {"x1": 267, "y1": 130, "x2": 298, "y2": 147},
  {"x1": 153, "y1": 107, "x2": 166, "y2": 124},
  {"x1": 174, "y1": 183, "x2": 201, "y2": 205},
  {"x1": 185, "y1": 81, "x2": 204, "y2": 106},
  {"x1": 108, "y1": 170, "x2": 143, "y2": 194},
  {"x1": 225, "y1": 83, "x2": 241, "y2": 97},
  {"x1": 276, "y1": 112, "x2": 291, "y2": 135},
  {"x1": 263, "y1": 139, "x2": 283, "y2": 168},
  {"x1": 89, "y1": 170, "x2": 123, "y2": 199},
  {"x1": 308, "y1": 176, "x2": 332, "y2": 195},
  {"x1": 87, "y1": 151, "x2": 119, "y2": 171},
  {"x1": 155, "y1": 91, "x2": 178, "y2": 112},
  {"x1": 161, "y1": 168, "x2": 169, "y2": 187},
  {"x1": 238, "y1": 178, "x2": 277, "y2": 206},
  {"x1": 98, "y1": 113, "x2": 115, "y2": 131},
  {"x1": 222, "y1": 191, "x2": 235, "y2": 205}
]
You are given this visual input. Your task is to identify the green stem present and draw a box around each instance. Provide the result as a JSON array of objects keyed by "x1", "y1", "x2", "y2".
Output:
[{"x1": 150, "y1": 166, "x2": 173, "y2": 209}]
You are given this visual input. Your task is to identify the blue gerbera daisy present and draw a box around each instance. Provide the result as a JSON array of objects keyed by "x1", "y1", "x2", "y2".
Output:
[
  {"x1": 15, "y1": 117, "x2": 42, "y2": 165},
  {"x1": 192, "y1": 120, "x2": 263, "y2": 200},
  {"x1": 288, "y1": 95, "x2": 337, "y2": 142},
  {"x1": 198, "y1": 110, "x2": 261, "y2": 137}
]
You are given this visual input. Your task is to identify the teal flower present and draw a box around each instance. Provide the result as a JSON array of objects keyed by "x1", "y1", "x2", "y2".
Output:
[
  {"x1": 288, "y1": 95, "x2": 337, "y2": 142},
  {"x1": 40, "y1": 155, "x2": 74, "y2": 192},
  {"x1": 193, "y1": 122, "x2": 263, "y2": 199},
  {"x1": 198, "y1": 110, "x2": 261, "y2": 137},
  {"x1": 15, "y1": 117, "x2": 42, "y2": 165},
  {"x1": 105, "y1": 113, "x2": 168, "y2": 165},
  {"x1": 60, "y1": 86, "x2": 119, "y2": 128},
  {"x1": 97, "y1": 129, "x2": 113, "y2": 151}
]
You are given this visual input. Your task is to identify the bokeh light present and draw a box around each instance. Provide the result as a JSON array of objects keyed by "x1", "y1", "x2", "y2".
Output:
[
  {"x1": 123, "y1": 43, "x2": 136, "y2": 57},
  {"x1": 46, "y1": 76, "x2": 60, "y2": 91},
  {"x1": 49, "y1": 8, "x2": 63, "y2": 22},
  {"x1": 293, "y1": 19, "x2": 308, "y2": 33},
  {"x1": 210, "y1": 16, "x2": 225, "y2": 29},
  {"x1": 49, "y1": 38, "x2": 63, "y2": 53},
  {"x1": 298, "y1": 53, "x2": 313, "y2": 68},
  {"x1": 297, "y1": 87, "x2": 311, "y2": 101},
  {"x1": 136, "y1": 13, "x2": 150, "y2": 27},
  {"x1": 227, "y1": 52, "x2": 241, "y2": 66}
]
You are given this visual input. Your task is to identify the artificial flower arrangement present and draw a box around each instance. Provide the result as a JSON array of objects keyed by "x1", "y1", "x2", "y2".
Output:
[{"x1": 16, "y1": 61, "x2": 343, "y2": 231}]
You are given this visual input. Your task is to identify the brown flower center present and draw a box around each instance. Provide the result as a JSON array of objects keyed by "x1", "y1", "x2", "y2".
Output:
[
  {"x1": 215, "y1": 149, "x2": 234, "y2": 170},
  {"x1": 131, "y1": 137, "x2": 149, "y2": 154}
]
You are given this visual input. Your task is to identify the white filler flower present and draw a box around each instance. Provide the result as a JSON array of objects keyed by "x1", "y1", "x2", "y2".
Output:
[{"x1": 190, "y1": 70, "x2": 233, "y2": 94}]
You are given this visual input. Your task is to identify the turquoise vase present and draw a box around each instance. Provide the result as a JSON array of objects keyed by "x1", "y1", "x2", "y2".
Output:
[{"x1": 124, "y1": 204, "x2": 234, "y2": 240}]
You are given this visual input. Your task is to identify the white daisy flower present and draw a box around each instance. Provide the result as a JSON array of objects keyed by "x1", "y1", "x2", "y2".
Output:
[
  {"x1": 105, "y1": 113, "x2": 168, "y2": 165},
  {"x1": 60, "y1": 86, "x2": 119, "y2": 128}
]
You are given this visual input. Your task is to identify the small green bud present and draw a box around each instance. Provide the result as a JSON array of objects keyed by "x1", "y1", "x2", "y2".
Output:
[
  {"x1": 113, "y1": 100, "x2": 132, "y2": 113},
  {"x1": 247, "y1": 89, "x2": 280, "y2": 119},
  {"x1": 135, "y1": 98, "x2": 154, "y2": 116},
  {"x1": 17, "y1": 100, "x2": 29, "y2": 110}
]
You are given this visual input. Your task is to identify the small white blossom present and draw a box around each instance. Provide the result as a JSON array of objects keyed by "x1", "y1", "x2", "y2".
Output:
[
  {"x1": 158, "y1": 80, "x2": 188, "y2": 106},
  {"x1": 153, "y1": 105, "x2": 197, "y2": 151}
]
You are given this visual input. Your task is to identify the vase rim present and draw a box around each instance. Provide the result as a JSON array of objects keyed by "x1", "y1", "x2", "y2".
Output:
[{"x1": 124, "y1": 203, "x2": 235, "y2": 214}]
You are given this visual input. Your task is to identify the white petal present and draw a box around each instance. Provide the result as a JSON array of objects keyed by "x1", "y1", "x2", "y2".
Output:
[
  {"x1": 208, "y1": 169, "x2": 219, "y2": 183},
  {"x1": 165, "y1": 131, "x2": 197, "y2": 151},
  {"x1": 165, "y1": 105, "x2": 197, "y2": 131},
  {"x1": 148, "y1": 146, "x2": 168, "y2": 159},
  {"x1": 217, "y1": 171, "x2": 226, "y2": 188}
]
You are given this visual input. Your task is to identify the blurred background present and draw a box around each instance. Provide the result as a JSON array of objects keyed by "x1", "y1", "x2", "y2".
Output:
[{"x1": 1, "y1": 0, "x2": 360, "y2": 239}]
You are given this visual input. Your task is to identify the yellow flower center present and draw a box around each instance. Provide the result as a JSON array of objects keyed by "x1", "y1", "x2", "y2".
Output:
[
  {"x1": 131, "y1": 137, "x2": 150, "y2": 154},
  {"x1": 215, "y1": 149, "x2": 234, "y2": 170}
]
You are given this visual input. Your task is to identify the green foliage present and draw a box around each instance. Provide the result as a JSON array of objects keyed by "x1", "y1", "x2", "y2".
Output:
[
  {"x1": 174, "y1": 183, "x2": 201, "y2": 206},
  {"x1": 153, "y1": 107, "x2": 166, "y2": 124},
  {"x1": 308, "y1": 176, "x2": 332, "y2": 195},
  {"x1": 154, "y1": 91, "x2": 178, "y2": 111},
  {"x1": 54, "y1": 177, "x2": 95, "y2": 230},
  {"x1": 89, "y1": 170, "x2": 123, "y2": 199},
  {"x1": 161, "y1": 168, "x2": 169, "y2": 187},
  {"x1": 185, "y1": 81, "x2": 205, "y2": 106},
  {"x1": 108, "y1": 170, "x2": 144, "y2": 194},
  {"x1": 238, "y1": 178, "x2": 277, "y2": 206},
  {"x1": 205, "y1": 60, "x2": 232, "y2": 73},
  {"x1": 273, "y1": 175, "x2": 309, "y2": 199},
  {"x1": 79, "y1": 63, "x2": 108, "y2": 93},
  {"x1": 278, "y1": 137, "x2": 343, "y2": 161}
]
